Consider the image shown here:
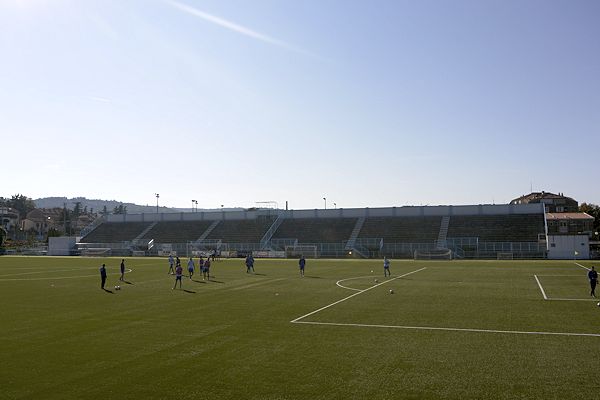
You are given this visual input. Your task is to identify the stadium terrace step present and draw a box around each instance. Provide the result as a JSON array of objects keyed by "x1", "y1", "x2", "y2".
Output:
[
  {"x1": 206, "y1": 217, "x2": 276, "y2": 243},
  {"x1": 273, "y1": 218, "x2": 358, "y2": 244},
  {"x1": 81, "y1": 222, "x2": 152, "y2": 243},
  {"x1": 142, "y1": 220, "x2": 215, "y2": 243}
]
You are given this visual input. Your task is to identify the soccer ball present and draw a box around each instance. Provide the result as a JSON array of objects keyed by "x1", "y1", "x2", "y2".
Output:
[
  {"x1": 389, "y1": 289, "x2": 394, "y2": 294},
  {"x1": 597, "y1": 302, "x2": 600, "y2": 307},
  {"x1": 370, "y1": 270, "x2": 373, "y2": 273},
  {"x1": 374, "y1": 279, "x2": 379, "y2": 283},
  {"x1": 115, "y1": 285, "x2": 121, "y2": 290}
]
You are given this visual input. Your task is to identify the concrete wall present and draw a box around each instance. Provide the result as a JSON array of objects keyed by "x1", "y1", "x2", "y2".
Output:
[
  {"x1": 547, "y1": 235, "x2": 590, "y2": 259},
  {"x1": 49, "y1": 236, "x2": 77, "y2": 256},
  {"x1": 106, "y1": 203, "x2": 544, "y2": 223}
]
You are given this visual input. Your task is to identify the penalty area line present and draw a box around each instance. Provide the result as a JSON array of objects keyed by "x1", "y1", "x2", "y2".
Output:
[
  {"x1": 0, "y1": 268, "x2": 133, "y2": 281},
  {"x1": 291, "y1": 267, "x2": 427, "y2": 323},
  {"x1": 575, "y1": 262, "x2": 590, "y2": 271},
  {"x1": 533, "y1": 275, "x2": 548, "y2": 300},
  {"x1": 292, "y1": 320, "x2": 600, "y2": 338}
]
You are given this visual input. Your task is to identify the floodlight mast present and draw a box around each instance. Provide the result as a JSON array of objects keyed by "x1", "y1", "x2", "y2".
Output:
[{"x1": 155, "y1": 193, "x2": 159, "y2": 214}]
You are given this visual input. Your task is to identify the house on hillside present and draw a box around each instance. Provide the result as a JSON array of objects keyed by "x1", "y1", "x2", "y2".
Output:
[
  {"x1": 21, "y1": 209, "x2": 53, "y2": 238},
  {"x1": 510, "y1": 191, "x2": 578, "y2": 213},
  {"x1": 0, "y1": 206, "x2": 20, "y2": 237}
]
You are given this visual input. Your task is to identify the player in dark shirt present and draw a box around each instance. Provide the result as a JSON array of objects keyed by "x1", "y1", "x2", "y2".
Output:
[
  {"x1": 99, "y1": 264, "x2": 107, "y2": 289},
  {"x1": 245, "y1": 254, "x2": 255, "y2": 273},
  {"x1": 588, "y1": 266, "x2": 598, "y2": 298},
  {"x1": 119, "y1": 259, "x2": 125, "y2": 281},
  {"x1": 299, "y1": 256, "x2": 306, "y2": 277},
  {"x1": 204, "y1": 258, "x2": 211, "y2": 281}
]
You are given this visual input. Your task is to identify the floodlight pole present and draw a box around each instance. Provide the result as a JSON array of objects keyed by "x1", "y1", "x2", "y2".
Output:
[
  {"x1": 334, "y1": 202, "x2": 337, "y2": 209},
  {"x1": 323, "y1": 197, "x2": 327, "y2": 209},
  {"x1": 155, "y1": 193, "x2": 159, "y2": 214}
]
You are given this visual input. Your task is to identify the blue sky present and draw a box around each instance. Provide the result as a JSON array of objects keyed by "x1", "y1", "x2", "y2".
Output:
[{"x1": 1, "y1": 0, "x2": 598, "y2": 210}]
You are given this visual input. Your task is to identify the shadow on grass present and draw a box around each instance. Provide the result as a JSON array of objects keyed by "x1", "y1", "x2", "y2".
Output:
[
  {"x1": 191, "y1": 279, "x2": 206, "y2": 284},
  {"x1": 102, "y1": 288, "x2": 114, "y2": 294},
  {"x1": 122, "y1": 280, "x2": 133, "y2": 285},
  {"x1": 208, "y1": 279, "x2": 224, "y2": 283},
  {"x1": 253, "y1": 273, "x2": 267, "y2": 276},
  {"x1": 183, "y1": 289, "x2": 196, "y2": 294}
]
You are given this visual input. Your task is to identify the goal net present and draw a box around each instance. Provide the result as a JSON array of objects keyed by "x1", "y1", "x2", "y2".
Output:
[
  {"x1": 285, "y1": 245, "x2": 317, "y2": 259},
  {"x1": 413, "y1": 249, "x2": 452, "y2": 260},
  {"x1": 81, "y1": 248, "x2": 112, "y2": 257},
  {"x1": 497, "y1": 252, "x2": 514, "y2": 260}
]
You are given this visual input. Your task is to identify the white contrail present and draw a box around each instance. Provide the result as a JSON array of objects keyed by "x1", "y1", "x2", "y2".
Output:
[{"x1": 166, "y1": 0, "x2": 295, "y2": 51}]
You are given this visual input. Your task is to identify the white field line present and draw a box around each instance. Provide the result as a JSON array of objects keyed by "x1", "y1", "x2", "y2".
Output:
[
  {"x1": 292, "y1": 320, "x2": 600, "y2": 338},
  {"x1": 230, "y1": 277, "x2": 287, "y2": 291},
  {"x1": 0, "y1": 268, "x2": 87, "y2": 278},
  {"x1": 290, "y1": 267, "x2": 427, "y2": 323},
  {"x1": 575, "y1": 262, "x2": 590, "y2": 271},
  {"x1": 533, "y1": 275, "x2": 597, "y2": 302},
  {"x1": 534, "y1": 275, "x2": 548, "y2": 300},
  {"x1": 335, "y1": 275, "x2": 377, "y2": 291},
  {"x1": 0, "y1": 269, "x2": 133, "y2": 282},
  {"x1": 548, "y1": 298, "x2": 599, "y2": 302}
]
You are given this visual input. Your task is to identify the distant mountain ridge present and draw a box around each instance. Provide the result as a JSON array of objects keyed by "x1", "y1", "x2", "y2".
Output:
[
  {"x1": 33, "y1": 197, "x2": 243, "y2": 214},
  {"x1": 34, "y1": 197, "x2": 181, "y2": 214}
]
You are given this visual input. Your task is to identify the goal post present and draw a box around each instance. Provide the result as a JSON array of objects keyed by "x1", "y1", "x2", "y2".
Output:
[
  {"x1": 81, "y1": 248, "x2": 112, "y2": 257},
  {"x1": 285, "y1": 245, "x2": 317, "y2": 259},
  {"x1": 413, "y1": 248, "x2": 452, "y2": 260},
  {"x1": 497, "y1": 252, "x2": 514, "y2": 260}
]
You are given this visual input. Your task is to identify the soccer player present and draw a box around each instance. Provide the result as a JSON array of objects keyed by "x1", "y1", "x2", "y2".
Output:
[
  {"x1": 246, "y1": 254, "x2": 255, "y2": 273},
  {"x1": 99, "y1": 263, "x2": 107, "y2": 289},
  {"x1": 198, "y1": 256, "x2": 205, "y2": 280},
  {"x1": 204, "y1": 257, "x2": 211, "y2": 281},
  {"x1": 383, "y1": 257, "x2": 391, "y2": 277},
  {"x1": 187, "y1": 257, "x2": 195, "y2": 279},
  {"x1": 119, "y1": 259, "x2": 125, "y2": 281},
  {"x1": 299, "y1": 255, "x2": 306, "y2": 277},
  {"x1": 589, "y1": 266, "x2": 598, "y2": 298},
  {"x1": 173, "y1": 263, "x2": 183, "y2": 290},
  {"x1": 168, "y1": 254, "x2": 175, "y2": 275}
]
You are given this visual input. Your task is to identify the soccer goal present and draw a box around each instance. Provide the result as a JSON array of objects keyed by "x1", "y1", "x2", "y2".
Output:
[
  {"x1": 81, "y1": 248, "x2": 112, "y2": 257},
  {"x1": 413, "y1": 249, "x2": 452, "y2": 260},
  {"x1": 285, "y1": 245, "x2": 318, "y2": 258},
  {"x1": 497, "y1": 252, "x2": 514, "y2": 260}
]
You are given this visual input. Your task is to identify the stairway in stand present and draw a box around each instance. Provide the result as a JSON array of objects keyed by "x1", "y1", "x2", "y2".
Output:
[{"x1": 436, "y1": 216, "x2": 450, "y2": 249}]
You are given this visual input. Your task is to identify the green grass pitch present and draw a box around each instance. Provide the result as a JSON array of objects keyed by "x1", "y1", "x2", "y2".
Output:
[{"x1": 1, "y1": 256, "x2": 599, "y2": 399}]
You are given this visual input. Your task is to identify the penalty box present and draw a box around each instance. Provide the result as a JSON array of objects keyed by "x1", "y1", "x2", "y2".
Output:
[
  {"x1": 292, "y1": 267, "x2": 600, "y2": 338},
  {"x1": 534, "y1": 274, "x2": 596, "y2": 302}
]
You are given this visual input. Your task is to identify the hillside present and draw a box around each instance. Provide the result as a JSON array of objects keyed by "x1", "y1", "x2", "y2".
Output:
[{"x1": 33, "y1": 197, "x2": 180, "y2": 214}]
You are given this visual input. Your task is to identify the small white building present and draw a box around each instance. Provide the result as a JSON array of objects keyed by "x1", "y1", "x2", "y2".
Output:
[{"x1": 547, "y1": 234, "x2": 590, "y2": 259}]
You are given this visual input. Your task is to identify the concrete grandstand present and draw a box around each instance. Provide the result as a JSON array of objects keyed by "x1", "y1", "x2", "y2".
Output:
[{"x1": 76, "y1": 203, "x2": 547, "y2": 259}]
